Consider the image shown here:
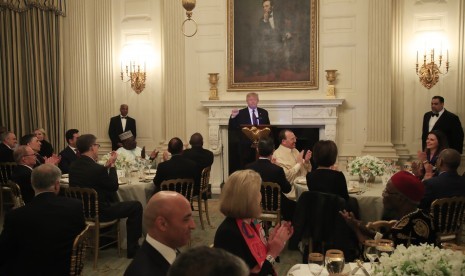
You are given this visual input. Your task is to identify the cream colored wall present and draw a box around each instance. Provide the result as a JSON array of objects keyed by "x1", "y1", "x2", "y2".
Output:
[{"x1": 62, "y1": 0, "x2": 465, "y2": 181}]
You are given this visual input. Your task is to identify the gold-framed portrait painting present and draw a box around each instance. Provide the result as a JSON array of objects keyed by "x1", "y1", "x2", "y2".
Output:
[{"x1": 227, "y1": 0, "x2": 319, "y2": 91}]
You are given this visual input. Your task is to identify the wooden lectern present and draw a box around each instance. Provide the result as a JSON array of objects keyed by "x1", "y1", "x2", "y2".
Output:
[{"x1": 241, "y1": 125, "x2": 271, "y2": 160}]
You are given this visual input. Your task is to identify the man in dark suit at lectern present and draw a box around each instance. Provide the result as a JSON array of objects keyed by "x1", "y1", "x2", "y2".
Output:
[
  {"x1": 108, "y1": 104, "x2": 137, "y2": 150},
  {"x1": 422, "y1": 96, "x2": 464, "y2": 153},
  {"x1": 228, "y1": 93, "x2": 270, "y2": 173}
]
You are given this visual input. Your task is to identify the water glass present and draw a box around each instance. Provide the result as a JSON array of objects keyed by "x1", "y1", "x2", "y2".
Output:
[
  {"x1": 308, "y1": 253, "x2": 324, "y2": 276},
  {"x1": 364, "y1": 240, "x2": 378, "y2": 266},
  {"x1": 376, "y1": 239, "x2": 395, "y2": 257},
  {"x1": 325, "y1": 249, "x2": 344, "y2": 274}
]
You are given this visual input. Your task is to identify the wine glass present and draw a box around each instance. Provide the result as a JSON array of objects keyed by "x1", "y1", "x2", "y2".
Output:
[
  {"x1": 308, "y1": 253, "x2": 324, "y2": 276},
  {"x1": 325, "y1": 249, "x2": 344, "y2": 275},
  {"x1": 376, "y1": 239, "x2": 395, "y2": 257},
  {"x1": 364, "y1": 240, "x2": 378, "y2": 269},
  {"x1": 360, "y1": 166, "x2": 371, "y2": 192}
]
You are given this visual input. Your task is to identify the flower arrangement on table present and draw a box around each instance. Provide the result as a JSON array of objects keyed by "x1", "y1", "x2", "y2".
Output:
[
  {"x1": 100, "y1": 152, "x2": 132, "y2": 170},
  {"x1": 348, "y1": 155, "x2": 386, "y2": 176},
  {"x1": 374, "y1": 244, "x2": 465, "y2": 275}
]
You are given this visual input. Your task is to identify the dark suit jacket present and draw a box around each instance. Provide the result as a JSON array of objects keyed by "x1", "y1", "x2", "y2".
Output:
[
  {"x1": 306, "y1": 169, "x2": 350, "y2": 201},
  {"x1": 10, "y1": 165, "x2": 35, "y2": 204},
  {"x1": 124, "y1": 240, "x2": 171, "y2": 276},
  {"x1": 183, "y1": 146, "x2": 214, "y2": 195},
  {"x1": 420, "y1": 171, "x2": 465, "y2": 210},
  {"x1": 245, "y1": 158, "x2": 295, "y2": 220},
  {"x1": 153, "y1": 155, "x2": 196, "y2": 193},
  {"x1": 422, "y1": 109, "x2": 464, "y2": 153},
  {"x1": 228, "y1": 107, "x2": 270, "y2": 129},
  {"x1": 69, "y1": 155, "x2": 119, "y2": 209},
  {"x1": 214, "y1": 217, "x2": 274, "y2": 276},
  {"x1": 58, "y1": 146, "x2": 78, "y2": 174},
  {"x1": 0, "y1": 143, "x2": 14, "y2": 162},
  {"x1": 0, "y1": 192, "x2": 86, "y2": 276},
  {"x1": 108, "y1": 115, "x2": 137, "y2": 150}
]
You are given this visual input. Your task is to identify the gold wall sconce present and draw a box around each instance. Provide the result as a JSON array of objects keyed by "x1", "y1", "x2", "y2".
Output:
[
  {"x1": 182, "y1": 0, "x2": 197, "y2": 37},
  {"x1": 121, "y1": 61, "x2": 146, "y2": 94},
  {"x1": 416, "y1": 48, "x2": 449, "y2": 89}
]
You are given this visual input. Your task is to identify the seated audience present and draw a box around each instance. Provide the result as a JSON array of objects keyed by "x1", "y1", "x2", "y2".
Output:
[
  {"x1": 420, "y1": 149, "x2": 465, "y2": 210},
  {"x1": 340, "y1": 171, "x2": 435, "y2": 247},
  {"x1": 0, "y1": 131, "x2": 17, "y2": 162},
  {"x1": 214, "y1": 170, "x2": 293, "y2": 275},
  {"x1": 306, "y1": 140, "x2": 349, "y2": 201},
  {"x1": 58, "y1": 128, "x2": 80, "y2": 174},
  {"x1": 19, "y1": 133, "x2": 60, "y2": 166},
  {"x1": 116, "y1": 130, "x2": 158, "y2": 163},
  {"x1": 69, "y1": 134, "x2": 143, "y2": 258},
  {"x1": 0, "y1": 164, "x2": 86, "y2": 275},
  {"x1": 273, "y1": 129, "x2": 312, "y2": 198},
  {"x1": 413, "y1": 130, "x2": 448, "y2": 179},
  {"x1": 167, "y1": 246, "x2": 249, "y2": 276},
  {"x1": 153, "y1": 137, "x2": 196, "y2": 194},
  {"x1": 34, "y1": 127, "x2": 54, "y2": 157},
  {"x1": 125, "y1": 191, "x2": 195, "y2": 276},
  {"x1": 182, "y1": 133, "x2": 214, "y2": 196},
  {"x1": 10, "y1": 146, "x2": 36, "y2": 203},
  {"x1": 246, "y1": 137, "x2": 296, "y2": 220}
]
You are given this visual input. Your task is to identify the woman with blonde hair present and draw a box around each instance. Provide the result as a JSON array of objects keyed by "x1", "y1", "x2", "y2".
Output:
[
  {"x1": 214, "y1": 170, "x2": 293, "y2": 276},
  {"x1": 34, "y1": 128, "x2": 54, "y2": 157}
]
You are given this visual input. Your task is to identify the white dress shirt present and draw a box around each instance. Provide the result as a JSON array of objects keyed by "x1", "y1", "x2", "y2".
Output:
[{"x1": 428, "y1": 108, "x2": 444, "y2": 132}]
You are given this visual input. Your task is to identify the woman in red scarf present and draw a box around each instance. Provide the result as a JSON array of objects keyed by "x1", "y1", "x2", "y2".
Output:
[{"x1": 214, "y1": 170, "x2": 294, "y2": 275}]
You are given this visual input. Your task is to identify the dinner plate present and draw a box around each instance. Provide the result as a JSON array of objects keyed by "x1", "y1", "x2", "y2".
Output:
[
  {"x1": 62, "y1": 174, "x2": 69, "y2": 178},
  {"x1": 118, "y1": 180, "x2": 127, "y2": 185},
  {"x1": 60, "y1": 178, "x2": 69, "y2": 184},
  {"x1": 348, "y1": 187, "x2": 361, "y2": 194}
]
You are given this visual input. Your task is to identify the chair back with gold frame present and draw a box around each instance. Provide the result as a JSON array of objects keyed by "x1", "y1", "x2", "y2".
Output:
[
  {"x1": 69, "y1": 224, "x2": 90, "y2": 276},
  {"x1": 160, "y1": 178, "x2": 194, "y2": 202},
  {"x1": 192, "y1": 166, "x2": 212, "y2": 230},
  {"x1": 7, "y1": 180, "x2": 24, "y2": 209},
  {"x1": 0, "y1": 162, "x2": 17, "y2": 214},
  {"x1": 430, "y1": 196, "x2": 465, "y2": 243},
  {"x1": 259, "y1": 182, "x2": 281, "y2": 231},
  {"x1": 64, "y1": 187, "x2": 121, "y2": 269}
]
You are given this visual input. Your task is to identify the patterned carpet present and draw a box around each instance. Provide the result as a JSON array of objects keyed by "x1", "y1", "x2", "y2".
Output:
[{"x1": 81, "y1": 197, "x2": 302, "y2": 275}]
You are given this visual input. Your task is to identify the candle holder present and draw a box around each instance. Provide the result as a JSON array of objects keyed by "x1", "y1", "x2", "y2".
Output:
[
  {"x1": 325, "y1": 69, "x2": 337, "y2": 98},
  {"x1": 208, "y1": 73, "x2": 219, "y2": 100},
  {"x1": 415, "y1": 49, "x2": 449, "y2": 89}
]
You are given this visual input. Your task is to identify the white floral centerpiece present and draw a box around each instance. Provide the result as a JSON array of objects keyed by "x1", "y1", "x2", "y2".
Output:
[
  {"x1": 100, "y1": 152, "x2": 131, "y2": 170},
  {"x1": 374, "y1": 244, "x2": 465, "y2": 275},
  {"x1": 348, "y1": 155, "x2": 386, "y2": 176}
]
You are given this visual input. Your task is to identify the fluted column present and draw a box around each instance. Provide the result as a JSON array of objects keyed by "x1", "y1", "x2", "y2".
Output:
[
  {"x1": 362, "y1": 0, "x2": 397, "y2": 158},
  {"x1": 63, "y1": 0, "x2": 90, "y2": 131},
  {"x1": 457, "y1": 0, "x2": 465, "y2": 154},
  {"x1": 161, "y1": 1, "x2": 187, "y2": 141},
  {"x1": 391, "y1": 0, "x2": 408, "y2": 162},
  {"x1": 93, "y1": 0, "x2": 114, "y2": 140}
]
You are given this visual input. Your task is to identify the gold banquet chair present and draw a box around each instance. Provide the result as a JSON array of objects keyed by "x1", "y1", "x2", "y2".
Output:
[
  {"x1": 192, "y1": 166, "x2": 213, "y2": 230},
  {"x1": 69, "y1": 224, "x2": 90, "y2": 276},
  {"x1": 7, "y1": 180, "x2": 25, "y2": 209},
  {"x1": 64, "y1": 187, "x2": 121, "y2": 269},
  {"x1": 0, "y1": 162, "x2": 17, "y2": 214},
  {"x1": 430, "y1": 196, "x2": 465, "y2": 244},
  {"x1": 160, "y1": 178, "x2": 194, "y2": 203},
  {"x1": 259, "y1": 182, "x2": 281, "y2": 234}
]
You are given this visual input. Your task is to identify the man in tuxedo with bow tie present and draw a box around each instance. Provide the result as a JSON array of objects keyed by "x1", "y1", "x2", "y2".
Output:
[
  {"x1": 108, "y1": 104, "x2": 137, "y2": 150},
  {"x1": 422, "y1": 96, "x2": 464, "y2": 153},
  {"x1": 228, "y1": 93, "x2": 270, "y2": 173}
]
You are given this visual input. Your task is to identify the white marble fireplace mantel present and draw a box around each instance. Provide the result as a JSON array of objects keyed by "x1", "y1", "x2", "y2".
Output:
[
  {"x1": 201, "y1": 98, "x2": 344, "y2": 152},
  {"x1": 200, "y1": 98, "x2": 344, "y2": 193}
]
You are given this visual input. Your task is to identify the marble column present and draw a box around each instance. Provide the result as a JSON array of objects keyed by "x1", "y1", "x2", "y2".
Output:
[
  {"x1": 362, "y1": 0, "x2": 397, "y2": 158},
  {"x1": 457, "y1": 0, "x2": 465, "y2": 154},
  {"x1": 161, "y1": 1, "x2": 187, "y2": 141}
]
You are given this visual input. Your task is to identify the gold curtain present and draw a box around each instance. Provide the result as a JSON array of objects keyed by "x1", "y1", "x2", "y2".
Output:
[{"x1": 0, "y1": 0, "x2": 66, "y2": 151}]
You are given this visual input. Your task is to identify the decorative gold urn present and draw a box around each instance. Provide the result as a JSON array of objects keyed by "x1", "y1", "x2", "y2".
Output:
[
  {"x1": 208, "y1": 73, "x2": 219, "y2": 100},
  {"x1": 325, "y1": 69, "x2": 337, "y2": 98}
]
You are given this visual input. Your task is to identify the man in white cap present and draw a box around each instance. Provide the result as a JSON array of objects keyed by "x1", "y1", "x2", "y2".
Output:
[{"x1": 116, "y1": 130, "x2": 159, "y2": 163}]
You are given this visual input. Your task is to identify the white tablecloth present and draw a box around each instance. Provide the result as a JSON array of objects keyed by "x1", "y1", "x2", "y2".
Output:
[
  {"x1": 287, "y1": 263, "x2": 373, "y2": 276},
  {"x1": 293, "y1": 176, "x2": 385, "y2": 223}
]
